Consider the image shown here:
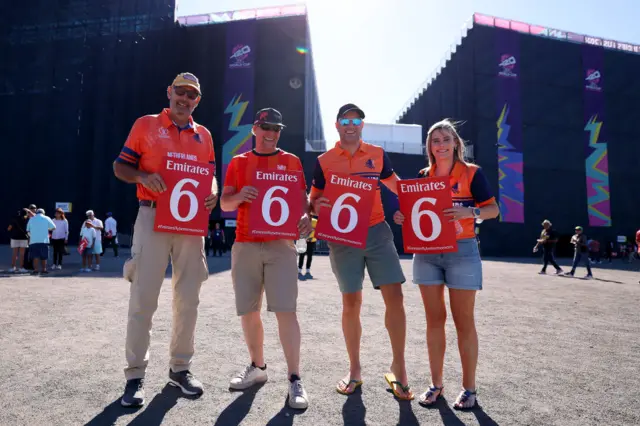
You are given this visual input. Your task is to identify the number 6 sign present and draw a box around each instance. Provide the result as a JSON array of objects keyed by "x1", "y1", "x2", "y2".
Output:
[
  {"x1": 249, "y1": 170, "x2": 304, "y2": 238},
  {"x1": 315, "y1": 172, "x2": 377, "y2": 249},
  {"x1": 154, "y1": 157, "x2": 214, "y2": 236},
  {"x1": 398, "y1": 177, "x2": 458, "y2": 253}
]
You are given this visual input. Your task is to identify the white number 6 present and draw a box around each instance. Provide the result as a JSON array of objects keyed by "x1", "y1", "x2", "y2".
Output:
[
  {"x1": 412, "y1": 197, "x2": 442, "y2": 242},
  {"x1": 262, "y1": 186, "x2": 290, "y2": 226},
  {"x1": 170, "y1": 178, "x2": 200, "y2": 222},
  {"x1": 331, "y1": 193, "x2": 360, "y2": 234}
]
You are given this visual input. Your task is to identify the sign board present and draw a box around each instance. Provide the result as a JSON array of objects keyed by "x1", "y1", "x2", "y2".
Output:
[{"x1": 55, "y1": 202, "x2": 72, "y2": 213}]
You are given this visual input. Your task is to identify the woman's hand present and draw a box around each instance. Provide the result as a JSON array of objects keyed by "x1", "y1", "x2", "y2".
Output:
[
  {"x1": 393, "y1": 210, "x2": 405, "y2": 225},
  {"x1": 442, "y1": 206, "x2": 474, "y2": 222}
]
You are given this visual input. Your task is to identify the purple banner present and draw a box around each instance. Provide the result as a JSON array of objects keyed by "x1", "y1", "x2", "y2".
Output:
[
  {"x1": 495, "y1": 30, "x2": 525, "y2": 223},
  {"x1": 221, "y1": 21, "x2": 256, "y2": 218},
  {"x1": 582, "y1": 45, "x2": 611, "y2": 227}
]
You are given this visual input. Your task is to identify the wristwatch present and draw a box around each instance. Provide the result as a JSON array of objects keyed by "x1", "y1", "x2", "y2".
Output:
[{"x1": 471, "y1": 207, "x2": 481, "y2": 219}]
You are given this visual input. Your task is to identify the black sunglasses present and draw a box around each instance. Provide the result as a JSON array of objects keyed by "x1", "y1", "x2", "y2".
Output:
[
  {"x1": 259, "y1": 124, "x2": 282, "y2": 132},
  {"x1": 173, "y1": 86, "x2": 199, "y2": 100}
]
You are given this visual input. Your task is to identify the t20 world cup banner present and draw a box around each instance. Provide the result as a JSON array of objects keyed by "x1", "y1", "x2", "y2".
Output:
[{"x1": 221, "y1": 20, "x2": 256, "y2": 218}]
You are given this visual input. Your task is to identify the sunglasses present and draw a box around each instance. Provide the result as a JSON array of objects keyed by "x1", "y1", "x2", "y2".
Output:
[
  {"x1": 259, "y1": 124, "x2": 282, "y2": 132},
  {"x1": 339, "y1": 118, "x2": 362, "y2": 126},
  {"x1": 173, "y1": 86, "x2": 199, "y2": 100}
]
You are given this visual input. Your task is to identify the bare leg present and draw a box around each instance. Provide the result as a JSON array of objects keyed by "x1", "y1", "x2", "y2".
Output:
[
  {"x1": 241, "y1": 312, "x2": 265, "y2": 367},
  {"x1": 449, "y1": 288, "x2": 478, "y2": 391},
  {"x1": 275, "y1": 312, "x2": 301, "y2": 377},
  {"x1": 419, "y1": 285, "x2": 447, "y2": 389},
  {"x1": 380, "y1": 283, "x2": 410, "y2": 398},
  {"x1": 337, "y1": 291, "x2": 362, "y2": 393}
]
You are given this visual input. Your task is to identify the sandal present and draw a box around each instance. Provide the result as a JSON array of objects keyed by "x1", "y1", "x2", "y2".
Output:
[
  {"x1": 384, "y1": 373, "x2": 414, "y2": 401},
  {"x1": 418, "y1": 385, "x2": 444, "y2": 407},
  {"x1": 336, "y1": 378, "x2": 363, "y2": 395},
  {"x1": 453, "y1": 389, "x2": 477, "y2": 410}
]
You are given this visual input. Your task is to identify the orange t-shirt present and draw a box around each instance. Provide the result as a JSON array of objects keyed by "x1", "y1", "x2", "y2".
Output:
[
  {"x1": 224, "y1": 149, "x2": 306, "y2": 243},
  {"x1": 311, "y1": 141, "x2": 396, "y2": 227},
  {"x1": 115, "y1": 108, "x2": 215, "y2": 201},
  {"x1": 419, "y1": 161, "x2": 495, "y2": 240}
]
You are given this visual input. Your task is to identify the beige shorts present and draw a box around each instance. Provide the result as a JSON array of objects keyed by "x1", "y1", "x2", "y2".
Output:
[
  {"x1": 231, "y1": 240, "x2": 298, "y2": 316},
  {"x1": 10, "y1": 239, "x2": 28, "y2": 249}
]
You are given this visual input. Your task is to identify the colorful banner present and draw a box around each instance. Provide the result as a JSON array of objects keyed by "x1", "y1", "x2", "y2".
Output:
[
  {"x1": 582, "y1": 45, "x2": 611, "y2": 227},
  {"x1": 221, "y1": 21, "x2": 256, "y2": 218},
  {"x1": 496, "y1": 30, "x2": 525, "y2": 223}
]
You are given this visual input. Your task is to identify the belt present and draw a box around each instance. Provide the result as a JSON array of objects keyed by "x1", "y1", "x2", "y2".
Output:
[{"x1": 139, "y1": 200, "x2": 157, "y2": 208}]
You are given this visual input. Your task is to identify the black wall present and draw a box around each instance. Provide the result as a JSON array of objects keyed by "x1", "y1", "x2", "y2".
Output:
[
  {"x1": 0, "y1": 10, "x2": 312, "y2": 243},
  {"x1": 398, "y1": 25, "x2": 640, "y2": 256}
]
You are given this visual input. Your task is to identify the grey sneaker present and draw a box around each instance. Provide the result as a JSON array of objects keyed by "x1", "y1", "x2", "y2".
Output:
[
  {"x1": 121, "y1": 378, "x2": 145, "y2": 407},
  {"x1": 288, "y1": 377, "x2": 309, "y2": 409},
  {"x1": 168, "y1": 369, "x2": 204, "y2": 396},
  {"x1": 229, "y1": 363, "x2": 268, "y2": 390}
]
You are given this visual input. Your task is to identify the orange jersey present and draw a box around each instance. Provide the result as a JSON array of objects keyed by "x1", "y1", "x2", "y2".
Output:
[
  {"x1": 224, "y1": 149, "x2": 306, "y2": 243},
  {"x1": 311, "y1": 141, "x2": 396, "y2": 227},
  {"x1": 115, "y1": 108, "x2": 215, "y2": 201},
  {"x1": 419, "y1": 161, "x2": 495, "y2": 240}
]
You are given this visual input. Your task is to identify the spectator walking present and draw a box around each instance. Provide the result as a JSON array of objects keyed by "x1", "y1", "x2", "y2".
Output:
[
  {"x1": 210, "y1": 223, "x2": 225, "y2": 257},
  {"x1": 536, "y1": 220, "x2": 563, "y2": 275},
  {"x1": 79, "y1": 220, "x2": 96, "y2": 272},
  {"x1": 565, "y1": 226, "x2": 593, "y2": 279},
  {"x1": 7, "y1": 209, "x2": 29, "y2": 273},
  {"x1": 298, "y1": 216, "x2": 317, "y2": 279},
  {"x1": 104, "y1": 212, "x2": 119, "y2": 257},
  {"x1": 86, "y1": 210, "x2": 104, "y2": 270},
  {"x1": 588, "y1": 238, "x2": 601, "y2": 264},
  {"x1": 26, "y1": 208, "x2": 56, "y2": 275},
  {"x1": 51, "y1": 208, "x2": 69, "y2": 270}
]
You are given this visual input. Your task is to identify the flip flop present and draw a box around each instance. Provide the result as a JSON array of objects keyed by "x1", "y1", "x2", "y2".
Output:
[
  {"x1": 384, "y1": 373, "x2": 414, "y2": 401},
  {"x1": 336, "y1": 378, "x2": 363, "y2": 395}
]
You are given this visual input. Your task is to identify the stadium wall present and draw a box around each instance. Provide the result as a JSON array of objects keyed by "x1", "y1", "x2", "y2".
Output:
[{"x1": 398, "y1": 22, "x2": 640, "y2": 257}]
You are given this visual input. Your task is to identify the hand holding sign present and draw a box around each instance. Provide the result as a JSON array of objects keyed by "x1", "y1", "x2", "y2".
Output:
[
  {"x1": 154, "y1": 157, "x2": 214, "y2": 236},
  {"x1": 397, "y1": 177, "x2": 458, "y2": 254},
  {"x1": 249, "y1": 170, "x2": 303, "y2": 239},
  {"x1": 315, "y1": 172, "x2": 377, "y2": 249}
]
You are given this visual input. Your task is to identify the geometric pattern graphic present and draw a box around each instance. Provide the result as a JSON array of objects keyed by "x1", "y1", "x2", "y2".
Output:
[
  {"x1": 584, "y1": 115, "x2": 611, "y2": 226},
  {"x1": 497, "y1": 103, "x2": 525, "y2": 223}
]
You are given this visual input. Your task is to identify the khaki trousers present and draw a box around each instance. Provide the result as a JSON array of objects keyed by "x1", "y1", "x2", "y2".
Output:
[{"x1": 123, "y1": 206, "x2": 209, "y2": 380}]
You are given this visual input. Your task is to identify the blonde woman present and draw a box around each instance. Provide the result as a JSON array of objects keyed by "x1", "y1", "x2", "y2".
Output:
[{"x1": 394, "y1": 119, "x2": 499, "y2": 409}]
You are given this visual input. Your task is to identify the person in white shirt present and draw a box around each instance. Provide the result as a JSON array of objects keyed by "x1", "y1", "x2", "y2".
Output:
[
  {"x1": 80, "y1": 220, "x2": 97, "y2": 272},
  {"x1": 104, "y1": 212, "x2": 119, "y2": 257},
  {"x1": 86, "y1": 210, "x2": 104, "y2": 270},
  {"x1": 51, "y1": 208, "x2": 70, "y2": 270}
]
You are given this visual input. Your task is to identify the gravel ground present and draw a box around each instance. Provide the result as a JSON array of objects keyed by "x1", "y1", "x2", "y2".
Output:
[{"x1": 0, "y1": 246, "x2": 638, "y2": 426}]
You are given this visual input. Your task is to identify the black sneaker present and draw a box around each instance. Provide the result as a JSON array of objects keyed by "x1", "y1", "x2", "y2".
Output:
[
  {"x1": 168, "y1": 369, "x2": 204, "y2": 396},
  {"x1": 121, "y1": 378, "x2": 145, "y2": 407}
]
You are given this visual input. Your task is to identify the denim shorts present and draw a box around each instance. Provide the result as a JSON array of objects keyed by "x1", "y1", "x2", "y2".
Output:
[
  {"x1": 29, "y1": 243, "x2": 48, "y2": 261},
  {"x1": 412, "y1": 238, "x2": 483, "y2": 290}
]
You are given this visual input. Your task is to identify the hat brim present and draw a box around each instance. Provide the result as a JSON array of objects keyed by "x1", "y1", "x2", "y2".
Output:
[
  {"x1": 173, "y1": 83, "x2": 201, "y2": 94},
  {"x1": 255, "y1": 121, "x2": 286, "y2": 128},
  {"x1": 337, "y1": 108, "x2": 365, "y2": 121}
]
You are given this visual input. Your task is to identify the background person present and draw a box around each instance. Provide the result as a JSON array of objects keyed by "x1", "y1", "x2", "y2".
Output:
[
  {"x1": 79, "y1": 220, "x2": 96, "y2": 272},
  {"x1": 210, "y1": 223, "x2": 225, "y2": 257},
  {"x1": 565, "y1": 226, "x2": 593, "y2": 279},
  {"x1": 26, "y1": 208, "x2": 56, "y2": 275},
  {"x1": 51, "y1": 208, "x2": 69, "y2": 270},
  {"x1": 104, "y1": 212, "x2": 119, "y2": 257},
  {"x1": 85, "y1": 210, "x2": 104, "y2": 270},
  {"x1": 7, "y1": 209, "x2": 29, "y2": 273},
  {"x1": 394, "y1": 119, "x2": 500, "y2": 409},
  {"x1": 297, "y1": 216, "x2": 317, "y2": 279},
  {"x1": 536, "y1": 220, "x2": 563, "y2": 275}
]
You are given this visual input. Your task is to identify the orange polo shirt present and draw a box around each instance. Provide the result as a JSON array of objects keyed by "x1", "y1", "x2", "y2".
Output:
[
  {"x1": 311, "y1": 141, "x2": 396, "y2": 227},
  {"x1": 418, "y1": 161, "x2": 495, "y2": 240},
  {"x1": 224, "y1": 149, "x2": 306, "y2": 243},
  {"x1": 115, "y1": 108, "x2": 215, "y2": 201}
]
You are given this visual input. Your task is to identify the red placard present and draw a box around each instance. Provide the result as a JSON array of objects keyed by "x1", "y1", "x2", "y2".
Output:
[
  {"x1": 315, "y1": 172, "x2": 377, "y2": 249},
  {"x1": 249, "y1": 170, "x2": 303, "y2": 239},
  {"x1": 154, "y1": 157, "x2": 214, "y2": 236},
  {"x1": 398, "y1": 177, "x2": 458, "y2": 254}
]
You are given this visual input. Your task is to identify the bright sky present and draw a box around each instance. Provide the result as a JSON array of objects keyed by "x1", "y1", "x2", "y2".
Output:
[{"x1": 177, "y1": 0, "x2": 639, "y2": 141}]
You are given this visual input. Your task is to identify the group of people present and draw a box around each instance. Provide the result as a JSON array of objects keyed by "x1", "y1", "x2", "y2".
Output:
[
  {"x1": 6, "y1": 206, "x2": 118, "y2": 274},
  {"x1": 112, "y1": 73, "x2": 499, "y2": 412}
]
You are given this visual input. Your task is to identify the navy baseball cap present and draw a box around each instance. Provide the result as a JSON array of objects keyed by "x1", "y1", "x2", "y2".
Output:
[
  {"x1": 255, "y1": 108, "x2": 286, "y2": 127},
  {"x1": 336, "y1": 103, "x2": 365, "y2": 121}
]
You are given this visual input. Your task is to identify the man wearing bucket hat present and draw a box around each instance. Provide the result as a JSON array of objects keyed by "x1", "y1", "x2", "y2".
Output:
[
  {"x1": 113, "y1": 72, "x2": 217, "y2": 407},
  {"x1": 565, "y1": 226, "x2": 593, "y2": 279}
]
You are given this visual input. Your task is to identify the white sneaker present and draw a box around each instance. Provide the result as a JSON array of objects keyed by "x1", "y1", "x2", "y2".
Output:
[
  {"x1": 288, "y1": 379, "x2": 309, "y2": 409},
  {"x1": 10, "y1": 266, "x2": 17, "y2": 273},
  {"x1": 229, "y1": 363, "x2": 268, "y2": 390},
  {"x1": 93, "y1": 265, "x2": 100, "y2": 271},
  {"x1": 57, "y1": 265, "x2": 62, "y2": 270},
  {"x1": 18, "y1": 268, "x2": 28, "y2": 273}
]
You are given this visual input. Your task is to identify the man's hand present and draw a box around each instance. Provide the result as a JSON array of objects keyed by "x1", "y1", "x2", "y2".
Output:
[
  {"x1": 393, "y1": 210, "x2": 405, "y2": 225},
  {"x1": 312, "y1": 196, "x2": 331, "y2": 213},
  {"x1": 298, "y1": 214, "x2": 312, "y2": 237},
  {"x1": 443, "y1": 206, "x2": 474, "y2": 222},
  {"x1": 235, "y1": 186, "x2": 258, "y2": 204},
  {"x1": 138, "y1": 173, "x2": 167, "y2": 193},
  {"x1": 204, "y1": 193, "x2": 218, "y2": 211}
]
